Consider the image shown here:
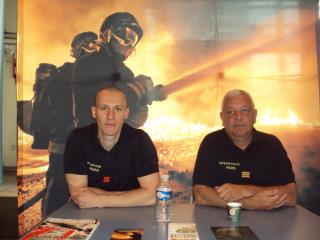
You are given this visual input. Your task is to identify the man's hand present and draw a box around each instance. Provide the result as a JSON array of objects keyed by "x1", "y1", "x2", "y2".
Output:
[
  {"x1": 193, "y1": 183, "x2": 296, "y2": 210},
  {"x1": 66, "y1": 173, "x2": 159, "y2": 208},
  {"x1": 134, "y1": 74, "x2": 154, "y2": 92},
  {"x1": 131, "y1": 75, "x2": 167, "y2": 105},
  {"x1": 132, "y1": 75, "x2": 154, "y2": 105},
  {"x1": 241, "y1": 189, "x2": 287, "y2": 210},
  {"x1": 71, "y1": 187, "x2": 102, "y2": 208},
  {"x1": 126, "y1": 105, "x2": 149, "y2": 128},
  {"x1": 215, "y1": 183, "x2": 256, "y2": 201}
]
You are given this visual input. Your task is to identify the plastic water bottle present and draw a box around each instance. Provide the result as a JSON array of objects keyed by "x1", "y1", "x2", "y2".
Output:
[{"x1": 156, "y1": 174, "x2": 172, "y2": 222}]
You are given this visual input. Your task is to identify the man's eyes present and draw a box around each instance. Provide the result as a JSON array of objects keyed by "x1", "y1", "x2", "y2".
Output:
[
  {"x1": 98, "y1": 106, "x2": 108, "y2": 111},
  {"x1": 241, "y1": 108, "x2": 251, "y2": 114},
  {"x1": 226, "y1": 110, "x2": 235, "y2": 116},
  {"x1": 225, "y1": 108, "x2": 251, "y2": 116},
  {"x1": 98, "y1": 106, "x2": 123, "y2": 112}
]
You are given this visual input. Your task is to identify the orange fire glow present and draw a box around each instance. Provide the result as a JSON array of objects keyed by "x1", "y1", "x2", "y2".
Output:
[
  {"x1": 143, "y1": 116, "x2": 215, "y2": 142},
  {"x1": 258, "y1": 108, "x2": 303, "y2": 126},
  {"x1": 18, "y1": 5, "x2": 319, "y2": 124}
]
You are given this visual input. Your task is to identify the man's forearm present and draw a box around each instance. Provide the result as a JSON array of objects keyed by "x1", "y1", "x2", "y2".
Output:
[
  {"x1": 274, "y1": 183, "x2": 297, "y2": 206},
  {"x1": 239, "y1": 183, "x2": 297, "y2": 210},
  {"x1": 193, "y1": 183, "x2": 297, "y2": 210},
  {"x1": 89, "y1": 187, "x2": 156, "y2": 207},
  {"x1": 193, "y1": 184, "x2": 227, "y2": 208},
  {"x1": 67, "y1": 173, "x2": 159, "y2": 208},
  {"x1": 250, "y1": 183, "x2": 297, "y2": 207},
  {"x1": 89, "y1": 187, "x2": 123, "y2": 195}
]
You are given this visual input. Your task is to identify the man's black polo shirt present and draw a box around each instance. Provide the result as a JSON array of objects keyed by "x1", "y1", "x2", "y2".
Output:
[
  {"x1": 64, "y1": 123, "x2": 159, "y2": 191},
  {"x1": 193, "y1": 128, "x2": 295, "y2": 187}
]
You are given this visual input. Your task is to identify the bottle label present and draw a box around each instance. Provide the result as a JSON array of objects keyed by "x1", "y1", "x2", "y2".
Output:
[{"x1": 156, "y1": 187, "x2": 172, "y2": 201}]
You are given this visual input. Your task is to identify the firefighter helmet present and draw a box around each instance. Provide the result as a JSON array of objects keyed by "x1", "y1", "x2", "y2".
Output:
[
  {"x1": 99, "y1": 12, "x2": 143, "y2": 45},
  {"x1": 70, "y1": 31, "x2": 98, "y2": 59}
]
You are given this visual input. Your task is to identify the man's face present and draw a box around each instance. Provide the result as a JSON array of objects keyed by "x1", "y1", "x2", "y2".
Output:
[
  {"x1": 220, "y1": 94, "x2": 257, "y2": 141},
  {"x1": 91, "y1": 89, "x2": 129, "y2": 138},
  {"x1": 111, "y1": 27, "x2": 139, "y2": 60}
]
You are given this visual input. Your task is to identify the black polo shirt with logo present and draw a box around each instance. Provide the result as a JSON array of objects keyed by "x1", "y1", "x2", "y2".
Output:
[
  {"x1": 193, "y1": 128, "x2": 295, "y2": 187},
  {"x1": 64, "y1": 123, "x2": 159, "y2": 191}
]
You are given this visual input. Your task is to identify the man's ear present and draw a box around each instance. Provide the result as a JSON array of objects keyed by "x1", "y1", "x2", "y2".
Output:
[
  {"x1": 91, "y1": 106, "x2": 97, "y2": 119},
  {"x1": 253, "y1": 109, "x2": 257, "y2": 123},
  {"x1": 219, "y1": 112, "x2": 224, "y2": 126}
]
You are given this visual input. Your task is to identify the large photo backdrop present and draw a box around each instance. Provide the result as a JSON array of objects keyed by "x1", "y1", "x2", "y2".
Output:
[{"x1": 17, "y1": 0, "x2": 320, "y2": 236}]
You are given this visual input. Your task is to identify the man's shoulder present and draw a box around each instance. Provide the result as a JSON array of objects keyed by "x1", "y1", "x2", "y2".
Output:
[
  {"x1": 55, "y1": 62, "x2": 74, "y2": 79},
  {"x1": 254, "y1": 129, "x2": 280, "y2": 143},
  {"x1": 59, "y1": 62, "x2": 74, "y2": 70},
  {"x1": 122, "y1": 124, "x2": 149, "y2": 138},
  {"x1": 70, "y1": 124, "x2": 96, "y2": 140},
  {"x1": 202, "y1": 128, "x2": 225, "y2": 142},
  {"x1": 75, "y1": 51, "x2": 104, "y2": 67}
]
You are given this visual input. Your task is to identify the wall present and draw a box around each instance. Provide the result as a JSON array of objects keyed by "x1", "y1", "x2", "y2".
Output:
[
  {"x1": 2, "y1": 0, "x2": 17, "y2": 167},
  {"x1": 4, "y1": 0, "x2": 17, "y2": 33}
]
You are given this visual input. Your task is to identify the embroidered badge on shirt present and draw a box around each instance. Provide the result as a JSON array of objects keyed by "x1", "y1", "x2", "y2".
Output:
[
  {"x1": 103, "y1": 176, "x2": 111, "y2": 183},
  {"x1": 218, "y1": 161, "x2": 240, "y2": 170},
  {"x1": 87, "y1": 161, "x2": 101, "y2": 173},
  {"x1": 242, "y1": 171, "x2": 250, "y2": 178}
]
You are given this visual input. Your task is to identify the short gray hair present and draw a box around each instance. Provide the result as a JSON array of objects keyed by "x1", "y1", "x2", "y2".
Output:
[{"x1": 221, "y1": 89, "x2": 255, "y2": 111}]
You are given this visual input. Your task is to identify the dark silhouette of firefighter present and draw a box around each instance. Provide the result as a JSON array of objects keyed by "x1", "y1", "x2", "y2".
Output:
[
  {"x1": 72, "y1": 12, "x2": 166, "y2": 129},
  {"x1": 30, "y1": 31, "x2": 98, "y2": 217}
]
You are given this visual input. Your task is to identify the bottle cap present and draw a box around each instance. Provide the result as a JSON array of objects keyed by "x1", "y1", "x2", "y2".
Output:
[{"x1": 161, "y1": 174, "x2": 169, "y2": 181}]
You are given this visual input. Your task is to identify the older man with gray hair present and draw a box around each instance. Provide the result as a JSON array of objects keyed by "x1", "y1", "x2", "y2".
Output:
[{"x1": 192, "y1": 89, "x2": 297, "y2": 210}]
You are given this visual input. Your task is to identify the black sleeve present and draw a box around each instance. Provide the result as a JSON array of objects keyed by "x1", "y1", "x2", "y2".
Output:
[
  {"x1": 133, "y1": 131, "x2": 159, "y2": 177},
  {"x1": 63, "y1": 130, "x2": 87, "y2": 175},
  {"x1": 192, "y1": 135, "x2": 219, "y2": 187},
  {"x1": 271, "y1": 137, "x2": 296, "y2": 185}
]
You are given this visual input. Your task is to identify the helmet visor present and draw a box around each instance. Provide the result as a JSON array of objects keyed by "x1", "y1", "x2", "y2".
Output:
[{"x1": 112, "y1": 27, "x2": 139, "y2": 47}]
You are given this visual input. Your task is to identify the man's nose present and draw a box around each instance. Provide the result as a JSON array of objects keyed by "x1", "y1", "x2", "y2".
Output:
[
  {"x1": 107, "y1": 109, "x2": 115, "y2": 120},
  {"x1": 235, "y1": 110, "x2": 243, "y2": 120}
]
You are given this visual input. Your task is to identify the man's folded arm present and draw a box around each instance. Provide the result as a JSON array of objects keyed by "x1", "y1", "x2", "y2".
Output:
[
  {"x1": 94, "y1": 172, "x2": 160, "y2": 207},
  {"x1": 276, "y1": 182, "x2": 297, "y2": 206},
  {"x1": 65, "y1": 172, "x2": 159, "y2": 208},
  {"x1": 65, "y1": 173, "x2": 87, "y2": 196},
  {"x1": 239, "y1": 182, "x2": 297, "y2": 210},
  {"x1": 193, "y1": 182, "x2": 297, "y2": 210},
  {"x1": 193, "y1": 184, "x2": 227, "y2": 208}
]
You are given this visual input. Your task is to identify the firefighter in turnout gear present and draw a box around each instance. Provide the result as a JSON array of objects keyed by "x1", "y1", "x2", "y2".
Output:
[
  {"x1": 32, "y1": 31, "x2": 98, "y2": 217},
  {"x1": 72, "y1": 12, "x2": 166, "y2": 130}
]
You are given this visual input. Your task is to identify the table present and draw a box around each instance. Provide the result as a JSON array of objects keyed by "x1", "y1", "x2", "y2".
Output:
[{"x1": 50, "y1": 202, "x2": 320, "y2": 240}]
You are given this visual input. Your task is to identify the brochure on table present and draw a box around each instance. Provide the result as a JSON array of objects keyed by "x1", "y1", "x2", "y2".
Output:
[
  {"x1": 21, "y1": 217, "x2": 100, "y2": 240},
  {"x1": 168, "y1": 223, "x2": 200, "y2": 240}
]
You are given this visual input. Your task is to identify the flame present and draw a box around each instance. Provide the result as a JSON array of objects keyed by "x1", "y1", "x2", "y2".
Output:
[
  {"x1": 142, "y1": 116, "x2": 215, "y2": 142},
  {"x1": 257, "y1": 108, "x2": 303, "y2": 126},
  {"x1": 127, "y1": 30, "x2": 175, "y2": 84}
]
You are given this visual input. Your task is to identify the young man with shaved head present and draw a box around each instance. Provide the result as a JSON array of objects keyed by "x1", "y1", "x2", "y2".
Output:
[
  {"x1": 64, "y1": 86, "x2": 159, "y2": 208},
  {"x1": 193, "y1": 89, "x2": 297, "y2": 210}
]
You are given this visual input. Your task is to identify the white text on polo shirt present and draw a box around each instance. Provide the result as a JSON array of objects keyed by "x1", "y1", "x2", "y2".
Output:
[
  {"x1": 87, "y1": 161, "x2": 101, "y2": 172},
  {"x1": 218, "y1": 161, "x2": 240, "y2": 170}
]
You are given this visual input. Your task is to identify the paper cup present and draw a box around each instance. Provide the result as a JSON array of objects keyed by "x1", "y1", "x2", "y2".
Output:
[{"x1": 227, "y1": 202, "x2": 242, "y2": 222}]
